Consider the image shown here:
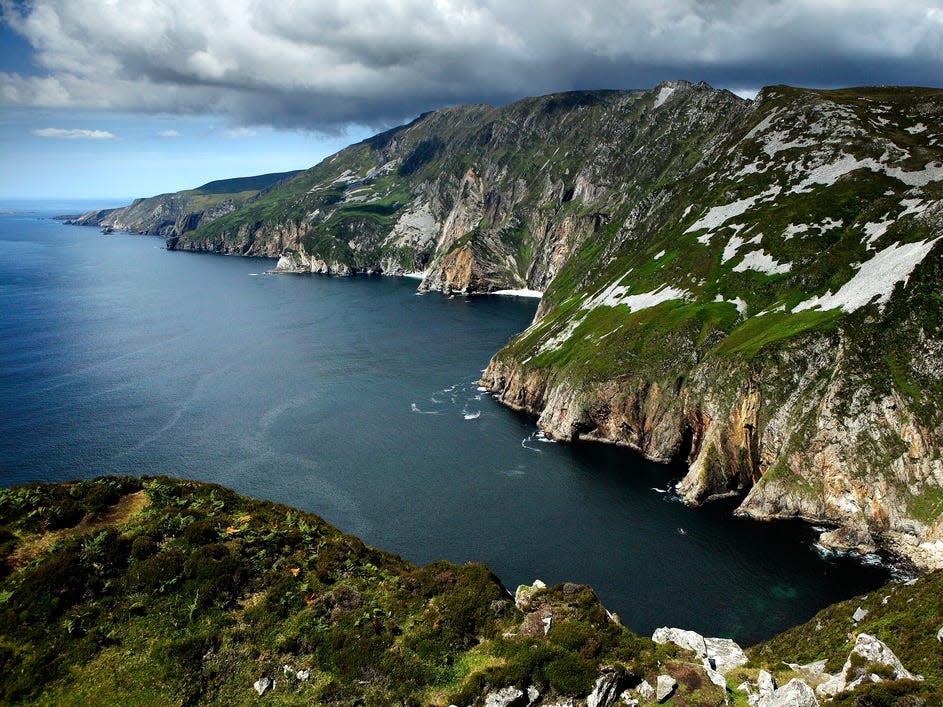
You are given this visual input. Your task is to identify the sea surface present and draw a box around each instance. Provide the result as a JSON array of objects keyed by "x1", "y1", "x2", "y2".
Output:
[{"x1": 0, "y1": 202, "x2": 889, "y2": 645}]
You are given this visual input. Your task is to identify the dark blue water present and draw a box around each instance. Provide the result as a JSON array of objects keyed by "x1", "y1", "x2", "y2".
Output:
[{"x1": 0, "y1": 203, "x2": 888, "y2": 645}]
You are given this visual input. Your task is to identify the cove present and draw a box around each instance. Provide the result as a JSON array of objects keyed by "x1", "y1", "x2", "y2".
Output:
[{"x1": 0, "y1": 204, "x2": 889, "y2": 645}]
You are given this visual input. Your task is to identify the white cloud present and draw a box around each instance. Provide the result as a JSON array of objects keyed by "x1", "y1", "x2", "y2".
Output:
[
  {"x1": 157, "y1": 129, "x2": 181, "y2": 137},
  {"x1": 1, "y1": 1, "x2": 941, "y2": 131},
  {"x1": 31, "y1": 127, "x2": 116, "y2": 139},
  {"x1": 222, "y1": 127, "x2": 256, "y2": 138}
]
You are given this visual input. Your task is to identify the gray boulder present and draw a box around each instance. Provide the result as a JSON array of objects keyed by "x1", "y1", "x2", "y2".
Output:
[
  {"x1": 815, "y1": 672, "x2": 847, "y2": 699},
  {"x1": 846, "y1": 632, "x2": 920, "y2": 682},
  {"x1": 702, "y1": 661, "x2": 729, "y2": 700},
  {"x1": 652, "y1": 627, "x2": 747, "y2": 673},
  {"x1": 253, "y1": 676, "x2": 273, "y2": 695},
  {"x1": 587, "y1": 668, "x2": 622, "y2": 707},
  {"x1": 514, "y1": 580, "x2": 546, "y2": 611},
  {"x1": 484, "y1": 686, "x2": 525, "y2": 707},
  {"x1": 817, "y1": 632, "x2": 923, "y2": 698},
  {"x1": 757, "y1": 669, "x2": 776, "y2": 697},
  {"x1": 758, "y1": 678, "x2": 818, "y2": 707},
  {"x1": 852, "y1": 606, "x2": 869, "y2": 622},
  {"x1": 636, "y1": 679, "x2": 655, "y2": 700},
  {"x1": 656, "y1": 675, "x2": 677, "y2": 702},
  {"x1": 652, "y1": 627, "x2": 707, "y2": 657},
  {"x1": 704, "y1": 637, "x2": 749, "y2": 673}
]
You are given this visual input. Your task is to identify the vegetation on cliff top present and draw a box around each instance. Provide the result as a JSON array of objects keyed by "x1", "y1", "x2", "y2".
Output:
[
  {"x1": 0, "y1": 476, "x2": 675, "y2": 705},
  {"x1": 1, "y1": 476, "x2": 941, "y2": 706}
]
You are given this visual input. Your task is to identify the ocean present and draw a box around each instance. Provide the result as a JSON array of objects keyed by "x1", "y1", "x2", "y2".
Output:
[{"x1": 0, "y1": 202, "x2": 888, "y2": 644}]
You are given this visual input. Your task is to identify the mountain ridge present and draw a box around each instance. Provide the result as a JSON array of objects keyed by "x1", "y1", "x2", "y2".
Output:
[
  {"x1": 67, "y1": 170, "x2": 302, "y2": 238},
  {"x1": 68, "y1": 81, "x2": 943, "y2": 571}
]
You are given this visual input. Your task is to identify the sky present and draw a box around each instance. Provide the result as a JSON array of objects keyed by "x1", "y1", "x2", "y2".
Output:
[{"x1": 1, "y1": 1, "x2": 942, "y2": 201}]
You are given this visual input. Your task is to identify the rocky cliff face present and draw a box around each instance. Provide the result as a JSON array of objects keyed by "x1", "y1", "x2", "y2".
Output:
[
  {"x1": 91, "y1": 82, "x2": 943, "y2": 569},
  {"x1": 477, "y1": 85, "x2": 943, "y2": 570},
  {"x1": 173, "y1": 82, "x2": 748, "y2": 294}
]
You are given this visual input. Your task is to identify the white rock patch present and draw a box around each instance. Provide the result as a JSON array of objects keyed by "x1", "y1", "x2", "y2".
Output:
[
  {"x1": 761, "y1": 130, "x2": 816, "y2": 157},
  {"x1": 536, "y1": 315, "x2": 585, "y2": 355},
  {"x1": 906, "y1": 122, "x2": 927, "y2": 134},
  {"x1": 715, "y1": 294, "x2": 748, "y2": 316},
  {"x1": 863, "y1": 217, "x2": 895, "y2": 248},
  {"x1": 733, "y1": 249, "x2": 791, "y2": 275},
  {"x1": 653, "y1": 85, "x2": 676, "y2": 109},
  {"x1": 743, "y1": 108, "x2": 782, "y2": 141},
  {"x1": 685, "y1": 186, "x2": 781, "y2": 234},
  {"x1": 791, "y1": 154, "x2": 943, "y2": 193},
  {"x1": 722, "y1": 235, "x2": 745, "y2": 263},
  {"x1": 794, "y1": 237, "x2": 941, "y2": 313},
  {"x1": 384, "y1": 202, "x2": 439, "y2": 250},
  {"x1": 899, "y1": 198, "x2": 929, "y2": 218},
  {"x1": 584, "y1": 280, "x2": 691, "y2": 312},
  {"x1": 782, "y1": 223, "x2": 808, "y2": 239}
]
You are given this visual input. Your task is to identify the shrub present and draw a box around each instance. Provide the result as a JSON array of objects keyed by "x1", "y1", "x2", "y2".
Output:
[
  {"x1": 541, "y1": 652, "x2": 597, "y2": 695},
  {"x1": 130, "y1": 535, "x2": 158, "y2": 561},
  {"x1": 183, "y1": 518, "x2": 219, "y2": 547},
  {"x1": 183, "y1": 543, "x2": 248, "y2": 607},
  {"x1": 127, "y1": 548, "x2": 185, "y2": 592}
]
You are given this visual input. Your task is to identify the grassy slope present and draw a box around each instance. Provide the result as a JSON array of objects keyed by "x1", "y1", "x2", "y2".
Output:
[
  {"x1": 747, "y1": 569, "x2": 943, "y2": 706},
  {"x1": 1, "y1": 477, "x2": 939, "y2": 706},
  {"x1": 0, "y1": 476, "x2": 678, "y2": 706}
]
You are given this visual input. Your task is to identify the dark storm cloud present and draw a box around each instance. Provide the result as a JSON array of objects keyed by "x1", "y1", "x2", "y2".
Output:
[{"x1": 1, "y1": 0, "x2": 941, "y2": 132}]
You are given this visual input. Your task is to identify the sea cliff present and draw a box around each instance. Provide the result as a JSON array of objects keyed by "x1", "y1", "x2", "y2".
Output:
[{"x1": 76, "y1": 82, "x2": 943, "y2": 569}]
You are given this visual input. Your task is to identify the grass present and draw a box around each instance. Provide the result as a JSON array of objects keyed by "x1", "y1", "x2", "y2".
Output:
[
  {"x1": 0, "y1": 477, "x2": 670, "y2": 705},
  {"x1": 1, "y1": 476, "x2": 940, "y2": 705}
]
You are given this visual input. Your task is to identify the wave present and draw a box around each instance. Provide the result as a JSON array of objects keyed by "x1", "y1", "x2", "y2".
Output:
[
  {"x1": 520, "y1": 432, "x2": 543, "y2": 453},
  {"x1": 463, "y1": 410, "x2": 481, "y2": 420},
  {"x1": 410, "y1": 403, "x2": 440, "y2": 415}
]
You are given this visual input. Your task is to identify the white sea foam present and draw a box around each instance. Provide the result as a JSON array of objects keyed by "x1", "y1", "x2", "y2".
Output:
[{"x1": 521, "y1": 433, "x2": 544, "y2": 453}]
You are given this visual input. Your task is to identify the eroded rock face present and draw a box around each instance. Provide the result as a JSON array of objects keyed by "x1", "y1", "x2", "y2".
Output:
[
  {"x1": 586, "y1": 667, "x2": 622, "y2": 707},
  {"x1": 481, "y1": 325, "x2": 943, "y2": 570}
]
